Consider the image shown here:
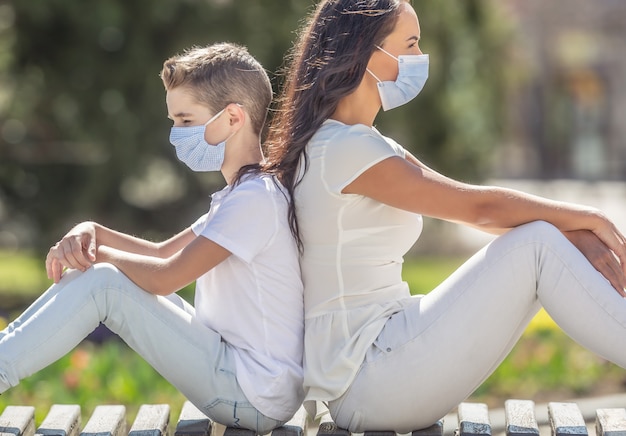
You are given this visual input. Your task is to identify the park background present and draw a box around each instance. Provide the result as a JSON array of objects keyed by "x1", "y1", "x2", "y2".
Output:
[{"x1": 1, "y1": 0, "x2": 626, "y2": 425}]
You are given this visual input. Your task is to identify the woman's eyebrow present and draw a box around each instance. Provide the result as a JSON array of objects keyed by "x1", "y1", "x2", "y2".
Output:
[{"x1": 406, "y1": 35, "x2": 420, "y2": 42}]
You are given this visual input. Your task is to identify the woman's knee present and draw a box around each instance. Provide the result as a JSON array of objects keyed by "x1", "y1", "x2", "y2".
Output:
[{"x1": 505, "y1": 220, "x2": 566, "y2": 247}]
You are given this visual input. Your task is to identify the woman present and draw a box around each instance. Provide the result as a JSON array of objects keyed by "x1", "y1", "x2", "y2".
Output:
[
  {"x1": 265, "y1": 0, "x2": 626, "y2": 432},
  {"x1": 0, "y1": 43, "x2": 304, "y2": 433}
]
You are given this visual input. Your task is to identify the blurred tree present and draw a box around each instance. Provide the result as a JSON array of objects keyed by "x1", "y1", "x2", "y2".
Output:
[
  {"x1": 378, "y1": 0, "x2": 512, "y2": 182},
  {"x1": 0, "y1": 0, "x2": 511, "y2": 253}
]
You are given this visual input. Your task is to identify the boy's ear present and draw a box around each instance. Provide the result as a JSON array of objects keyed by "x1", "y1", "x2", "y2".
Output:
[{"x1": 225, "y1": 103, "x2": 246, "y2": 128}]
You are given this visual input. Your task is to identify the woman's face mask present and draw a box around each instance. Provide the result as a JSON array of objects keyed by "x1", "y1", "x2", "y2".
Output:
[
  {"x1": 169, "y1": 108, "x2": 228, "y2": 172},
  {"x1": 367, "y1": 45, "x2": 429, "y2": 111}
]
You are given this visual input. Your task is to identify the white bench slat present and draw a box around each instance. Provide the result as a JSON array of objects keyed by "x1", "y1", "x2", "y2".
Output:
[
  {"x1": 129, "y1": 404, "x2": 170, "y2": 436},
  {"x1": 79, "y1": 405, "x2": 126, "y2": 436},
  {"x1": 36, "y1": 405, "x2": 81, "y2": 436},
  {"x1": 0, "y1": 406, "x2": 36, "y2": 436},
  {"x1": 5, "y1": 399, "x2": 626, "y2": 436},
  {"x1": 504, "y1": 399, "x2": 539, "y2": 436},
  {"x1": 272, "y1": 406, "x2": 307, "y2": 436},
  {"x1": 548, "y1": 402, "x2": 588, "y2": 436},
  {"x1": 458, "y1": 403, "x2": 491, "y2": 436},
  {"x1": 596, "y1": 408, "x2": 626, "y2": 436},
  {"x1": 317, "y1": 413, "x2": 349, "y2": 436},
  {"x1": 316, "y1": 412, "x2": 443, "y2": 436},
  {"x1": 411, "y1": 420, "x2": 443, "y2": 436},
  {"x1": 222, "y1": 428, "x2": 254, "y2": 436},
  {"x1": 174, "y1": 402, "x2": 212, "y2": 436}
]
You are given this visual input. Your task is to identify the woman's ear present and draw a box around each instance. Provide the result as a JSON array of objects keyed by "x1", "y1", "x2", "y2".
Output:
[{"x1": 225, "y1": 103, "x2": 246, "y2": 128}]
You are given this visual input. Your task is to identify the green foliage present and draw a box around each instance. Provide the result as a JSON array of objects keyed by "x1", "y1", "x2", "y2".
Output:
[
  {"x1": 0, "y1": 0, "x2": 512, "y2": 253},
  {"x1": 377, "y1": 1, "x2": 513, "y2": 182},
  {"x1": 0, "y1": 0, "x2": 312, "y2": 252},
  {"x1": 0, "y1": 250, "x2": 50, "y2": 313},
  {"x1": 470, "y1": 327, "x2": 625, "y2": 405},
  {"x1": 402, "y1": 255, "x2": 465, "y2": 294},
  {"x1": 0, "y1": 341, "x2": 187, "y2": 424}
]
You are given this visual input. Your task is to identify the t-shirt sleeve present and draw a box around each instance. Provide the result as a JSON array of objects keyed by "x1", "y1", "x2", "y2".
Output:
[
  {"x1": 197, "y1": 179, "x2": 278, "y2": 263},
  {"x1": 190, "y1": 213, "x2": 209, "y2": 236},
  {"x1": 323, "y1": 126, "x2": 407, "y2": 194}
]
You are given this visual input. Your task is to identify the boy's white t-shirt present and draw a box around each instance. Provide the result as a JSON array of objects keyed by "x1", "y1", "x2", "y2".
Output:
[{"x1": 190, "y1": 174, "x2": 304, "y2": 421}]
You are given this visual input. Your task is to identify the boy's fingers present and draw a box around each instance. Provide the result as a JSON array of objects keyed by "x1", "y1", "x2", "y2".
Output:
[
  {"x1": 87, "y1": 238, "x2": 97, "y2": 261},
  {"x1": 60, "y1": 238, "x2": 92, "y2": 271}
]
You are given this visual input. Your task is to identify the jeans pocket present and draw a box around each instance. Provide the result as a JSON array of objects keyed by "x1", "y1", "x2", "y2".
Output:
[
  {"x1": 364, "y1": 334, "x2": 393, "y2": 363},
  {"x1": 204, "y1": 398, "x2": 283, "y2": 433},
  {"x1": 205, "y1": 398, "x2": 241, "y2": 428}
]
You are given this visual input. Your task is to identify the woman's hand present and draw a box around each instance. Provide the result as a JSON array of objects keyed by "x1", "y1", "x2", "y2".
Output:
[
  {"x1": 589, "y1": 211, "x2": 626, "y2": 269},
  {"x1": 564, "y1": 228, "x2": 626, "y2": 297},
  {"x1": 45, "y1": 222, "x2": 97, "y2": 283}
]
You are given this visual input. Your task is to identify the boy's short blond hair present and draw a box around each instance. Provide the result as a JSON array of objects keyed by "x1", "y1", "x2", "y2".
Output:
[{"x1": 161, "y1": 43, "x2": 272, "y2": 135}]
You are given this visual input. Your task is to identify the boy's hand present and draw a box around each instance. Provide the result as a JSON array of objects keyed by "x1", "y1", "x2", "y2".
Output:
[{"x1": 45, "y1": 222, "x2": 97, "y2": 283}]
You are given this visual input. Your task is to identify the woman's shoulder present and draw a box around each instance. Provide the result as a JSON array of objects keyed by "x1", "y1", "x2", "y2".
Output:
[
  {"x1": 313, "y1": 120, "x2": 403, "y2": 160},
  {"x1": 316, "y1": 119, "x2": 383, "y2": 142}
]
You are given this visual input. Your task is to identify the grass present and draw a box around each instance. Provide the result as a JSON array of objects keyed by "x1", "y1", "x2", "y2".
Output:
[
  {"x1": 0, "y1": 251, "x2": 50, "y2": 312},
  {"x1": 0, "y1": 250, "x2": 624, "y2": 421}
]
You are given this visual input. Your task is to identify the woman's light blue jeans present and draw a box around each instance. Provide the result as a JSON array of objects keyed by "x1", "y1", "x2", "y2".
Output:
[
  {"x1": 329, "y1": 221, "x2": 626, "y2": 433},
  {"x1": 0, "y1": 262, "x2": 283, "y2": 433}
]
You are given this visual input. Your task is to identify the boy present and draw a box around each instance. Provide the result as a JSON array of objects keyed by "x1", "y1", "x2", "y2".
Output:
[{"x1": 0, "y1": 43, "x2": 304, "y2": 433}]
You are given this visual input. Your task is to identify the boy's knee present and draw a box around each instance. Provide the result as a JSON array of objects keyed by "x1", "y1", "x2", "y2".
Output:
[{"x1": 77, "y1": 262, "x2": 128, "y2": 290}]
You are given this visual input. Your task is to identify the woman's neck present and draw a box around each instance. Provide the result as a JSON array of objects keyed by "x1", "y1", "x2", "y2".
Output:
[{"x1": 331, "y1": 85, "x2": 380, "y2": 127}]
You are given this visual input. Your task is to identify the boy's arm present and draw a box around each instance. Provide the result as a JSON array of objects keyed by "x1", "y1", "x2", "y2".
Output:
[
  {"x1": 46, "y1": 221, "x2": 195, "y2": 283},
  {"x1": 95, "y1": 235, "x2": 231, "y2": 296}
]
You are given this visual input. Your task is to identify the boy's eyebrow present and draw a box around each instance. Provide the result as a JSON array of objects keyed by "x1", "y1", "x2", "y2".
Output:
[{"x1": 169, "y1": 111, "x2": 194, "y2": 119}]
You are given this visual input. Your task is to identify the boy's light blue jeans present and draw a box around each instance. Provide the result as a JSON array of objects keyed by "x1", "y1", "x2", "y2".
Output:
[
  {"x1": 329, "y1": 221, "x2": 626, "y2": 433},
  {"x1": 0, "y1": 262, "x2": 283, "y2": 433}
]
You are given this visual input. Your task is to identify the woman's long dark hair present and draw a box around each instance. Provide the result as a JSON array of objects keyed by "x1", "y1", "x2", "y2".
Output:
[{"x1": 264, "y1": 0, "x2": 404, "y2": 252}]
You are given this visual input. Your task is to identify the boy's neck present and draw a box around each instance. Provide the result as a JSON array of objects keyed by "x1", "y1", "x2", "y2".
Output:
[{"x1": 221, "y1": 130, "x2": 264, "y2": 185}]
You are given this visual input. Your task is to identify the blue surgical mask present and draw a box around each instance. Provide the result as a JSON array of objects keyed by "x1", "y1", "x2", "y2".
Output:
[
  {"x1": 366, "y1": 46, "x2": 429, "y2": 111},
  {"x1": 169, "y1": 108, "x2": 227, "y2": 172}
]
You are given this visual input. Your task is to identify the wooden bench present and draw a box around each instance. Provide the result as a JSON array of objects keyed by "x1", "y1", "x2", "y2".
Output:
[{"x1": 1, "y1": 399, "x2": 625, "y2": 436}]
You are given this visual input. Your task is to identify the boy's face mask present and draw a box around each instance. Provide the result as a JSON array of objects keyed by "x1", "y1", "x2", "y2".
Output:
[
  {"x1": 169, "y1": 108, "x2": 228, "y2": 172},
  {"x1": 366, "y1": 45, "x2": 429, "y2": 111}
]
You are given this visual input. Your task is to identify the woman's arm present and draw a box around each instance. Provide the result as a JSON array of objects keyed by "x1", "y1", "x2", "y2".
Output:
[
  {"x1": 95, "y1": 235, "x2": 231, "y2": 296},
  {"x1": 344, "y1": 156, "x2": 605, "y2": 232},
  {"x1": 343, "y1": 154, "x2": 626, "y2": 291},
  {"x1": 46, "y1": 221, "x2": 196, "y2": 283}
]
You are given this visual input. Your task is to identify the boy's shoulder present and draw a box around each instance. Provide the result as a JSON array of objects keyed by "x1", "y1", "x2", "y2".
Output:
[{"x1": 230, "y1": 173, "x2": 286, "y2": 198}]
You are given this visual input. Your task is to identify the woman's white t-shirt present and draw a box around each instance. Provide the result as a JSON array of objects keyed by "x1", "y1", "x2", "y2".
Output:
[
  {"x1": 295, "y1": 120, "x2": 423, "y2": 409},
  {"x1": 191, "y1": 174, "x2": 304, "y2": 421}
]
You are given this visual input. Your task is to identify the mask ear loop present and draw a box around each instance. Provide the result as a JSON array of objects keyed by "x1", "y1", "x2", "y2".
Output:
[
  {"x1": 203, "y1": 103, "x2": 243, "y2": 142},
  {"x1": 366, "y1": 68, "x2": 382, "y2": 83},
  {"x1": 222, "y1": 103, "x2": 245, "y2": 144},
  {"x1": 204, "y1": 108, "x2": 226, "y2": 127},
  {"x1": 201, "y1": 107, "x2": 234, "y2": 148},
  {"x1": 375, "y1": 45, "x2": 399, "y2": 61},
  {"x1": 367, "y1": 45, "x2": 400, "y2": 83}
]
